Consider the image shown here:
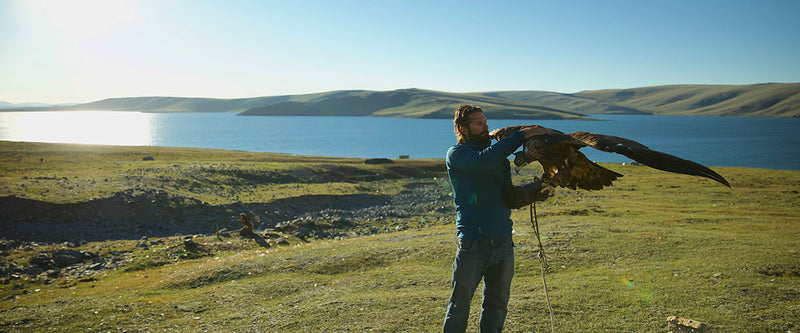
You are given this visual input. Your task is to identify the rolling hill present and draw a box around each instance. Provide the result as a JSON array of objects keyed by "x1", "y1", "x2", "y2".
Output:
[
  {"x1": 3, "y1": 83, "x2": 797, "y2": 118},
  {"x1": 481, "y1": 83, "x2": 800, "y2": 117},
  {"x1": 239, "y1": 88, "x2": 586, "y2": 119},
  {"x1": 42, "y1": 96, "x2": 291, "y2": 113},
  {"x1": 573, "y1": 83, "x2": 800, "y2": 117}
]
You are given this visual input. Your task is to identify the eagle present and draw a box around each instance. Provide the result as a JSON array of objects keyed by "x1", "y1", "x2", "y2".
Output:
[{"x1": 489, "y1": 125, "x2": 731, "y2": 190}]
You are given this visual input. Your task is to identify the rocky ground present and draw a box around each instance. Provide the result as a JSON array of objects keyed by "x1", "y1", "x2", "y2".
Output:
[{"x1": 0, "y1": 179, "x2": 454, "y2": 285}]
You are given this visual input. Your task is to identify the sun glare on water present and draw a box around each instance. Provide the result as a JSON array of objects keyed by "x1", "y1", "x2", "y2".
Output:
[{"x1": 1, "y1": 111, "x2": 153, "y2": 146}]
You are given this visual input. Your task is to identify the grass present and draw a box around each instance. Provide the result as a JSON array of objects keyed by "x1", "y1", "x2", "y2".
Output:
[{"x1": 1, "y1": 141, "x2": 798, "y2": 332}]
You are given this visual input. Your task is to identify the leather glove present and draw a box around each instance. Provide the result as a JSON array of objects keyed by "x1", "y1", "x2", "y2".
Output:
[{"x1": 504, "y1": 178, "x2": 557, "y2": 209}]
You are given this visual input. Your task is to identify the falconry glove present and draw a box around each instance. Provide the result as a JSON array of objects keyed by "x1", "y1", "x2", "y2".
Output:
[{"x1": 504, "y1": 178, "x2": 556, "y2": 209}]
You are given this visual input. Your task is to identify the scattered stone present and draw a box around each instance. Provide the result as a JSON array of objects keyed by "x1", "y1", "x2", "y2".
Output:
[
  {"x1": 262, "y1": 232, "x2": 282, "y2": 239},
  {"x1": 52, "y1": 253, "x2": 83, "y2": 267},
  {"x1": 29, "y1": 254, "x2": 55, "y2": 269},
  {"x1": 183, "y1": 238, "x2": 199, "y2": 251},
  {"x1": 87, "y1": 263, "x2": 104, "y2": 270},
  {"x1": 293, "y1": 227, "x2": 312, "y2": 238},
  {"x1": 216, "y1": 228, "x2": 232, "y2": 238},
  {"x1": 46, "y1": 269, "x2": 61, "y2": 278},
  {"x1": 22, "y1": 266, "x2": 44, "y2": 276},
  {"x1": 667, "y1": 316, "x2": 708, "y2": 333}
]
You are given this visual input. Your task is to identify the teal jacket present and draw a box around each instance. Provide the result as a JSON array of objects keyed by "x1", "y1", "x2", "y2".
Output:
[{"x1": 446, "y1": 131, "x2": 525, "y2": 241}]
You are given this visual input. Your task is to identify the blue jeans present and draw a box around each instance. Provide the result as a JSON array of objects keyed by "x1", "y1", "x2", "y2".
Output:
[{"x1": 443, "y1": 236, "x2": 515, "y2": 333}]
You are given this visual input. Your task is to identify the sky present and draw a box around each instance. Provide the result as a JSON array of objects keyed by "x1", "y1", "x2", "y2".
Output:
[{"x1": 1, "y1": 0, "x2": 799, "y2": 104}]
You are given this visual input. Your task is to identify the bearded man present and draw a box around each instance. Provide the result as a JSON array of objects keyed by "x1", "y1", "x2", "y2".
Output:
[{"x1": 443, "y1": 104, "x2": 553, "y2": 332}]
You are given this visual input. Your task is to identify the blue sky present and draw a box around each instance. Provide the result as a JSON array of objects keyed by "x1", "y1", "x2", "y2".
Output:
[{"x1": 1, "y1": 0, "x2": 798, "y2": 104}]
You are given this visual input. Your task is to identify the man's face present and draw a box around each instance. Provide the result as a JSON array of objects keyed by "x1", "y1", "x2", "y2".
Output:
[{"x1": 461, "y1": 111, "x2": 490, "y2": 144}]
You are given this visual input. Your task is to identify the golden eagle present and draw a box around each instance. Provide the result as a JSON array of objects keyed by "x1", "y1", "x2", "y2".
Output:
[{"x1": 489, "y1": 125, "x2": 730, "y2": 190}]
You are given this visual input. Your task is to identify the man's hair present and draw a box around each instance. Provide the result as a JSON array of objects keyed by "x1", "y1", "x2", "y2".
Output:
[{"x1": 454, "y1": 104, "x2": 483, "y2": 143}]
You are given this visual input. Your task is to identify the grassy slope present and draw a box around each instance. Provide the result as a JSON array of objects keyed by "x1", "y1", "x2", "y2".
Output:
[
  {"x1": 573, "y1": 83, "x2": 800, "y2": 117},
  {"x1": 49, "y1": 96, "x2": 293, "y2": 113},
  {"x1": 7, "y1": 83, "x2": 797, "y2": 117},
  {"x1": 0, "y1": 142, "x2": 798, "y2": 332},
  {"x1": 240, "y1": 88, "x2": 586, "y2": 119},
  {"x1": 478, "y1": 90, "x2": 651, "y2": 115},
  {"x1": 0, "y1": 141, "x2": 391, "y2": 205},
  {"x1": 482, "y1": 83, "x2": 800, "y2": 117}
]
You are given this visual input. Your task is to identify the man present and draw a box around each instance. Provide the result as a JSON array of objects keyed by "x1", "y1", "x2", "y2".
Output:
[{"x1": 443, "y1": 104, "x2": 553, "y2": 332}]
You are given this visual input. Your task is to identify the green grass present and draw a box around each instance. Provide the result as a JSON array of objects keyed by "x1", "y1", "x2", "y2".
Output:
[
  {"x1": 1, "y1": 141, "x2": 798, "y2": 332},
  {"x1": 0, "y1": 141, "x2": 439, "y2": 205}
]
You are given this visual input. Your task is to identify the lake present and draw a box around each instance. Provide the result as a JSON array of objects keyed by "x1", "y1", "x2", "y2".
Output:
[{"x1": 1, "y1": 111, "x2": 798, "y2": 170}]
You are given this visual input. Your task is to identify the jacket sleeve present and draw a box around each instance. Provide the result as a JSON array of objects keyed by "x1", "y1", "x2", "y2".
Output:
[{"x1": 447, "y1": 131, "x2": 525, "y2": 172}]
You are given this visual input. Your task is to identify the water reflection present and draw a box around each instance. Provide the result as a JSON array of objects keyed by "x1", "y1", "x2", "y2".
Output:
[{"x1": 0, "y1": 111, "x2": 153, "y2": 146}]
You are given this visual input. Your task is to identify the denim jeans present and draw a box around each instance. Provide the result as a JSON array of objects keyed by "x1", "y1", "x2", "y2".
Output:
[{"x1": 443, "y1": 236, "x2": 515, "y2": 333}]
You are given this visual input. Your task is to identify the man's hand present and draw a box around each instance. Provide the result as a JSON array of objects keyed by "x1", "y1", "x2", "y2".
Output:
[
  {"x1": 503, "y1": 178, "x2": 557, "y2": 209},
  {"x1": 535, "y1": 181, "x2": 557, "y2": 201},
  {"x1": 521, "y1": 125, "x2": 550, "y2": 139}
]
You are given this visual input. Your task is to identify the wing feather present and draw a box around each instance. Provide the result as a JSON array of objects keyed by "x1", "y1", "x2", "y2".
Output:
[{"x1": 568, "y1": 131, "x2": 731, "y2": 188}]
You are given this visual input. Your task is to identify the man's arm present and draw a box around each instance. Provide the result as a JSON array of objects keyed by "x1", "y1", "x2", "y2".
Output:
[{"x1": 447, "y1": 131, "x2": 525, "y2": 172}]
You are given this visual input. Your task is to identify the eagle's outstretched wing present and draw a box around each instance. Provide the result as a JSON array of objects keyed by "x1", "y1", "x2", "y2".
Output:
[
  {"x1": 567, "y1": 131, "x2": 730, "y2": 188},
  {"x1": 489, "y1": 125, "x2": 731, "y2": 190}
]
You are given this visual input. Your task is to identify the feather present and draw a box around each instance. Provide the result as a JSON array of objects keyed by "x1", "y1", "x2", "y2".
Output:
[{"x1": 489, "y1": 125, "x2": 730, "y2": 190}]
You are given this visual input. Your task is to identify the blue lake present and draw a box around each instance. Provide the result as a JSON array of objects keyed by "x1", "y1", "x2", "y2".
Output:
[{"x1": 1, "y1": 111, "x2": 798, "y2": 170}]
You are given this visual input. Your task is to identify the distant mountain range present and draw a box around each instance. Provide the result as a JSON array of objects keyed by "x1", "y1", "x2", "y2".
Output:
[
  {"x1": 0, "y1": 101, "x2": 72, "y2": 109},
  {"x1": 3, "y1": 83, "x2": 798, "y2": 118}
]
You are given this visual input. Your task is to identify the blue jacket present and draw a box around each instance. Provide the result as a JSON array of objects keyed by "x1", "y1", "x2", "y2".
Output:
[{"x1": 446, "y1": 131, "x2": 525, "y2": 241}]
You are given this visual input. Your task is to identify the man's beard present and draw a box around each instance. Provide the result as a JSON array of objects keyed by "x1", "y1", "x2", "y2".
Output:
[{"x1": 468, "y1": 130, "x2": 490, "y2": 145}]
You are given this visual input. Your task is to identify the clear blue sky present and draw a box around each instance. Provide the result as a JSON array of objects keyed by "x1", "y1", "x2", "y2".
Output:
[{"x1": 1, "y1": 0, "x2": 798, "y2": 104}]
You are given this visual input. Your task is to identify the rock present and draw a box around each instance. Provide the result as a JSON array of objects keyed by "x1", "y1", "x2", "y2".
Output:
[
  {"x1": 364, "y1": 158, "x2": 393, "y2": 165},
  {"x1": 22, "y1": 266, "x2": 44, "y2": 276},
  {"x1": 52, "y1": 254, "x2": 83, "y2": 267},
  {"x1": 183, "y1": 239, "x2": 199, "y2": 251},
  {"x1": 58, "y1": 249, "x2": 95, "y2": 258},
  {"x1": 667, "y1": 316, "x2": 708, "y2": 333},
  {"x1": 46, "y1": 269, "x2": 61, "y2": 278},
  {"x1": 261, "y1": 232, "x2": 283, "y2": 241},
  {"x1": 29, "y1": 254, "x2": 55, "y2": 269},
  {"x1": 143, "y1": 156, "x2": 155, "y2": 161},
  {"x1": 87, "y1": 263, "x2": 104, "y2": 270},
  {"x1": 293, "y1": 227, "x2": 312, "y2": 238}
]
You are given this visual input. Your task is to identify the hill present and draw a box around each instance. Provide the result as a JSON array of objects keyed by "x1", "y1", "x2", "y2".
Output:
[
  {"x1": 3, "y1": 83, "x2": 798, "y2": 117},
  {"x1": 574, "y1": 83, "x2": 800, "y2": 117},
  {"x1": 483, "y1": 83, "x2": 800, "y2": 117},
  {"x1": 41, "y1": 96, "x2": 292, "y2": 113},
  {"x1": 3, "y1": 90, "x2": 586, "y2": 119},
  {"x1": 239, "y1": 88, "x2": 586, "y2": 119},
  {"x1": 478, "y1": 90, "x2": 651, "y2": 115}
]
